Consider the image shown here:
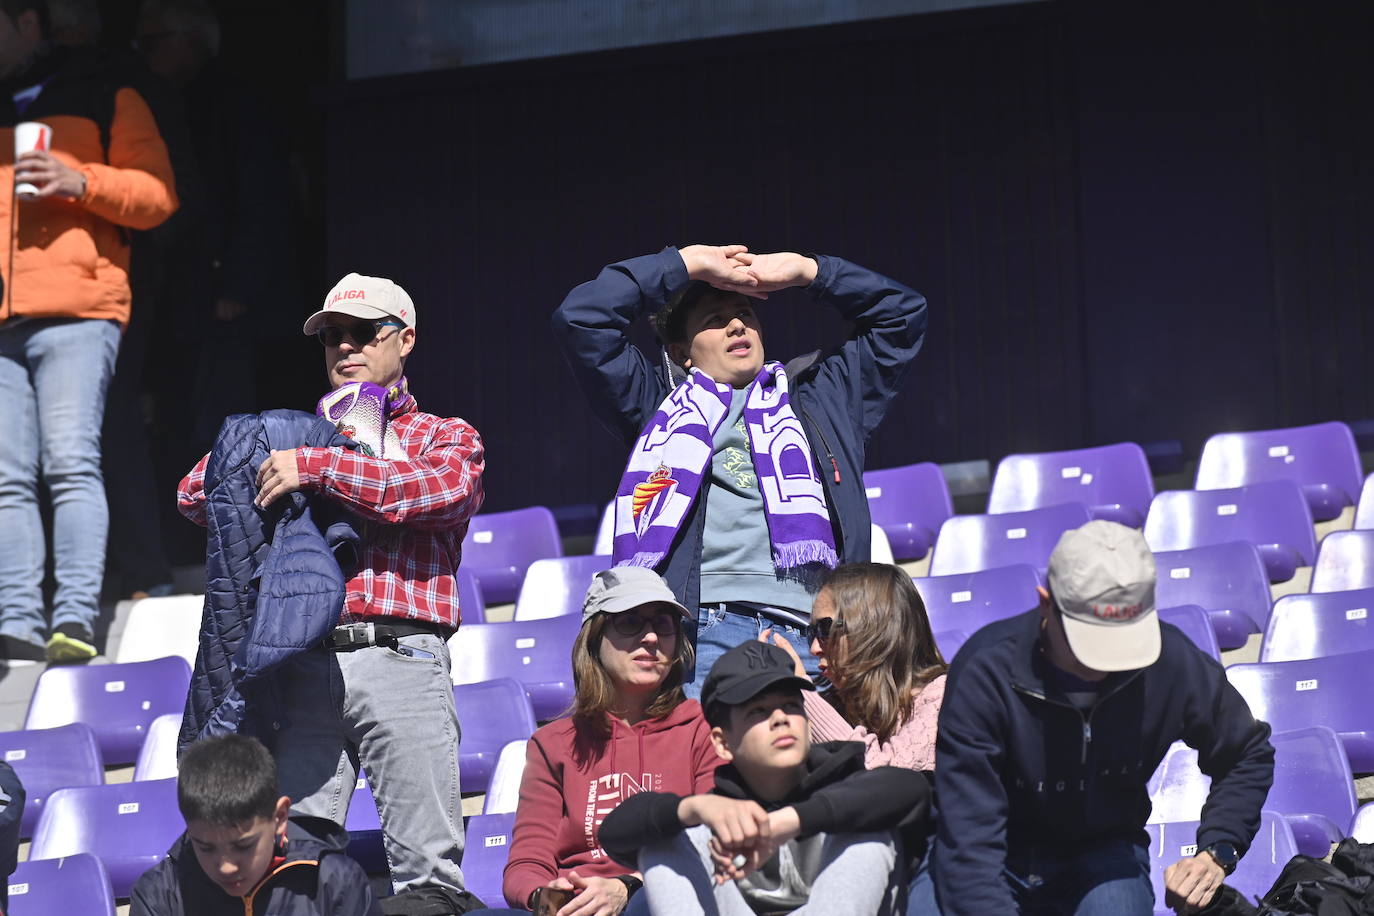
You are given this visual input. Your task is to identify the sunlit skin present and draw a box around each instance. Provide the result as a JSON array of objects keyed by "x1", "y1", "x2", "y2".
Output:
[
  {"x1": 186, "y1": 797, "x2": 289, "y2": 898},
  {"x1": 321, "y1": 316, "x2": 414, "y2": 390},
  {"x1": 807, "y1": 587, "x2": 843, "y2": 687},
  {"x1": 597, "y1": 603, "x2": 680, "y2": 725},
  {"x1": 710, "y1": 687, "x2": 810, "y2": 803},
  {"x1": 1035, "y1": 586, "x2": 1108, "y2": 682},
  {"x1": 669, "y1": 293, "x2": 765, "y2": 389}
]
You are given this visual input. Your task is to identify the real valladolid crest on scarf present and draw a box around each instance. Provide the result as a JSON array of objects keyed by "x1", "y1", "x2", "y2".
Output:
[
  {"x1": 317, "y1": 377, "x2": 415, "y2": 459},
  {"x1": 612, "y1": 363, "x2": 838, "y2": 572}
]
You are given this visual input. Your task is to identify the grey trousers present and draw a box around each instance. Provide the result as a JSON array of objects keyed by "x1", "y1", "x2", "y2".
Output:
[
  {"x1": 640, "y1": 824, "x2": 900, "y2": 915},
  {"x1": 274, "y1": 633, "x2": 465, "y2": 895}
]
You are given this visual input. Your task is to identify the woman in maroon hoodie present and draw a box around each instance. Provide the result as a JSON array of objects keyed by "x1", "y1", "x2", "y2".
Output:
[{"x1": 499, "y1": 567, "x2": 721, "y2": 915}]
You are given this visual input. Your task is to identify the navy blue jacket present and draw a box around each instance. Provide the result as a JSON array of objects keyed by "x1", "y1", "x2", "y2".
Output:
[
  {"x1": 179, "y1": 411, "x2": 361, "y2": 753},
  {"x1": 551, "y1": 247, "x2": 927, "y2": 610},
  {"x1": 933, "y1": 610, "x2": 1275, "y2": 915}
]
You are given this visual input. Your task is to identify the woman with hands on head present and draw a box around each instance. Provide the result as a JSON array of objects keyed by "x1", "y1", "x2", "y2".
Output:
[
  {"x1": 475, "y1": 567, "x2": 721, "y2": 916},
  {"x1": 764, "y1": 562, "x2": 948, "y2": 772}
]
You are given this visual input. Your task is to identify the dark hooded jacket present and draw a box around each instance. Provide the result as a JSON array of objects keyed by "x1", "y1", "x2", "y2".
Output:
[
  {"x1": 551, "y1": 248, "x2": 927, "y2": 611},
  {"x1": 179, "y1": 411, "x2": 362, "y2": 753}
]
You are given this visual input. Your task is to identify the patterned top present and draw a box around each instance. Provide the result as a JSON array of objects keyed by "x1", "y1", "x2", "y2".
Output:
[
  {"x1": 804, "y1": 674, "x2": 946, "y2": 771},
  {"x1": 178, "y1": 397, "x2": 485, "y2": 629}
]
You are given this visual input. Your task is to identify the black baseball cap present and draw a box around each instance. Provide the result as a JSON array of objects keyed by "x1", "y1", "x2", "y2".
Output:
[{"x1": 700, "y1": 642, "x2": 816, "y2": 713}]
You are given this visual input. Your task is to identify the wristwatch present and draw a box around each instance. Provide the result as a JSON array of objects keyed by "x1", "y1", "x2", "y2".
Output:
[
  {"x1": 615, "y1": 874, "x2": 644, "y2": 897},
  {"x1": 1199, "y1": 841, "x2": 1239, "y2": 875}
]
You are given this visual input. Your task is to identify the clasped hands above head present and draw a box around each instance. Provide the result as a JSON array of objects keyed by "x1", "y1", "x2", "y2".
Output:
[{"x1": 678, "y1": 244, "x2": 820, "y2": 300}]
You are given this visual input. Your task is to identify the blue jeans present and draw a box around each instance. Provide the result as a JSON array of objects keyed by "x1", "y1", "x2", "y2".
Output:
[
  {"x1": 685, "y1": 603, "x2": 823, "y2": 700},
  {"x1": 0, "y1": 318, "x2": 120, "y2": 643},
  {"x1": 908, "y1": 841, "x2": 1152, "y2": 915}
]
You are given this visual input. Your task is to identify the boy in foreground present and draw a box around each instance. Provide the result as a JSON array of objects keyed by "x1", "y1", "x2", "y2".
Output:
[
  {"x1": 131, "y1": 734, "x2": 379, "y2": 915},
  {"x1": 598, "y1": 641, "x2": 929, "y2": 915}
]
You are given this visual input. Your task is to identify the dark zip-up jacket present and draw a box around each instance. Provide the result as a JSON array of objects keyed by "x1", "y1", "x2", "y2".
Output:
[
  {"x1": 129, "y1": 816, "x2": 381, "y2": 916},
  {"x1": 598, "y1": 740, "x2": 931, "y2": 868},
  {"x1": 551, "y1": 247, "x2": 927, "y2": 611},
  {"x1": 933, "y1": 610, "x2": 1275, "y2": 915}
]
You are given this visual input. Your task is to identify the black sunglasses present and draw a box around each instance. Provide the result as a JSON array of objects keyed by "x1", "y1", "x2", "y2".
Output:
[
  {"x1": 801, "y1": 617, "x2": 844, "y2": 643},
  {"x1": 317, "y1": 318, "x2": 403, "y2": 348},
  {"x1": 608, "y1": 611, "x2": 680, "y2": 638}
]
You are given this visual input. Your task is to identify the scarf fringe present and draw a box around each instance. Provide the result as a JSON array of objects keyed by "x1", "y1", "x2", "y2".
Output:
[{"x1": 774, "y1": 540, "x2": 840, "y2": 570}]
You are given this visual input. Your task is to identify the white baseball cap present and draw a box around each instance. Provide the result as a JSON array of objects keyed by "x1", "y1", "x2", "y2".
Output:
[
  {"x1": 303, "y1": 273, "x2": 417, "y2": 335},
  {"x1": 1047, "y1": 520, "x2": 1161, "y2": 672}
]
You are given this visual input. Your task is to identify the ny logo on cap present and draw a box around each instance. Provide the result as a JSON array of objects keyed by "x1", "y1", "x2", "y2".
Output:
[{"x1": 741, "y1": 642, "x2": 779, "y2": 671}]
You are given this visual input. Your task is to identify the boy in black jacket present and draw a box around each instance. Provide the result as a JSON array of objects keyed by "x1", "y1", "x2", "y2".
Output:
[
  {"x1": 930, "y1": 521, "x2": 1275, "y2": 916},
  {"x1": 130, "y1": 735, "x2": 379, "y2": 916},
  {"x1": 599, "y1": 641, "x2": 929, "y2": 915}
]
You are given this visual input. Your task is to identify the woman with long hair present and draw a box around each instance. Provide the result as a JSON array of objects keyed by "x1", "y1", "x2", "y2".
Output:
[
  {"x1": 766, "y1": 562, "x2": 948, "y2": 771},
  {"x1": 496, "y1": 567, "x2": 720, "y2": 916}
]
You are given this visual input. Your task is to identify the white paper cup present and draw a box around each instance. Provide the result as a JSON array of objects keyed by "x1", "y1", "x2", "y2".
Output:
[{"x1": 14, "y1": 121, "x2": 52, "y2": 201}]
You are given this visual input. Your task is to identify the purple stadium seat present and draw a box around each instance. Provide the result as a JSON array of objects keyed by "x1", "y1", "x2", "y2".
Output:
[
  {"x1": 8, "y1": 853, "x2": 116, "y2": 916},
  {"x1": 1143, "y1": 480, "x2": 1316, "y2": 583},
  {"x1": 1157, "y1": 606, "x2": 1220, "y2": 661},
  {"x1": 131, "y1": 713, "x2": 180, "y2": 782},
  {"x1": 861, "y1": 462, "x2": 954, "y2": 561},
  {"x1": 1145, "y1": 812, "x2": 1296, "y2": 910},
  {"x1": 0, "y1": 723, "x2": 103, "y2": 838},
  {"x1": 30, "y1": 777, "x2": 183, "y2": 899},
  {"x1": 1310, "y1": 530, "x2": 1374, "y2": 593},
  {"x1": 1153, "y1": 542, "x2": 1271, "y2": 651},
  {"x1": 911, "y1": 564, "x2": 1041, "y2": 636},
  {"x1": 461, "y1": 507, "x2": 563, "y2": 604},
  {"x1": 928, "y1": 504, "x2": 1092, "y2": 578},
  {"x1": 1356, "y1": 473, "x2": 1374, "y2": 530},
  {"x1": 24, "y1": 657, "x2": 192, "y2": 766},
  {"x1": 1195, "y1": 422, "x2": 1363, "y2": 522},
  {"x1": 450, "y1": 615, "x2": 581, "y2": 721},
  {"x1": 452, "y1": 679, "x2": 537, "y2": 794},
  {"x1": 1227, "y1": 649, "x2": 1374, "y2": 773},
  {"x1": 343, "y1": 772, "x2": 386, "y2": 874},
  {"x1": 988, "y1": 442, "x2": 1154, "y2": 528},
  {"x1": 933, "y1": 629, "x2": 968, "y2": 662},
  {"x1": 457, "y1": 568, "x2": 487, "y2": 624},
  {"x1": 1261, "y1": 587, "x2": 1374, "y2": 662},
  {"x1": 513, "y1": 555, "x2": 611, "y2": 621},
  {"x1": 1148, "y1": 727, "x2": 1355, "y2": 858},
  {"x1": 463, "y1": 812, "x2": 515, "y2": 909},
  {"x1": 1353, "y1": 803, "x2": 1374, "y2": 844}
]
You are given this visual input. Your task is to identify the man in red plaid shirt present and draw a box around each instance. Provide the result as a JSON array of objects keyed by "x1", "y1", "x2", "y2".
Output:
[{"x1": 178, "y1": 272, "x2": 486, "y2": 913}]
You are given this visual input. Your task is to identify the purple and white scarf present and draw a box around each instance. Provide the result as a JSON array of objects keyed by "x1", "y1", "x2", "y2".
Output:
[
  {"x1": 612, "y1": 362, "x2": 838, "y2": 572},
  {"x1": 316, "y1": 377, "x2": 414, "y2": 459}
]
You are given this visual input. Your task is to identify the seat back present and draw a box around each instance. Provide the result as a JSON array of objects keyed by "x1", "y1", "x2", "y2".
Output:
[
  {"x1": 131, "y1": 714, "x2": 181, "y2": 782},
  {"x1": 344, "y1": 772, "x2": 386, "y2": 874},
  {"x1": 1227, "y1": 650, "x2": 1374, "y2": 772},
  {"x1": 1356, "y1": 473, "x2": 1374, "y2": 530},
  {"x1": 461, "y1": 507, "x2": 563, "y2": 604},
  {"x1": 113, "y1": 595, "x2": 202, "y2": 666},
  {"x1": 0, "y1": 723, "x2": 103, "y2": 837},
  {"x1": 911, "y1": 564, "x2": 1041, "y2": 635},
  {"x1": 463, "y1": 813, "x2": 516, "y2": 909},
  {"x1": 1353, "y1": 803, "x2": 1374, "y2": 844},
  {"x1": 449, "y1": 616, "x2": 580, "y2": 720},
  {"x1": 1144, "y1": 480, "x2": 1316, "y2": 582},
  {"x1": 1145, "y1": 812, "x2": 1296, "y2": 905},
  {"x1": 1157, "y1": 606, "x2": 1220, "y2": 661},
  {"x1": 989, "y1": 442, "x2": 1154, "y2": 528},
  {"x1": 594, "y1": 501, "x2": 615, "y2": 556},
  {"x1": 929, "y1": 504, "x2": 1092, "y2": 578},
  {"x1": 513, "y1": 555, "x2": 610, "y2": 621},
  {"x1": 1262, "y1": 587, "x2": 1374, "y2": 662},
  {"x1": 861, "y1": 462, "x2": 953, "y2": 561},
  {"x1": 452, "y1": 679, "x2": 537, "y2": 793},
  {"x1": 24, "y1": 657, "x2": 192, "y2": 766},
  {"x1": 457, "y1": 568, "x2": 487, "y2": 624},
  {"x1": 1196, "y1": 422, "x2": 1363, "y2": 521},
  {"x1": 30, "y1": 778, "x2": 183, "y2": 899},
  {"x1": 1311, "y1": 530, "x2": 1374, "y2": 593},
  {"x1": 1153, "y1": 541, "x2": 1271, "y2": 648},
  {"x1": 7, "y1": 853, "x2": 115, "y2": 916},
  {"x1": 932, "y1": 629, "x2": 968, "y2": 662},
  {"x1": 483, "y1": 740, "x2": 528, "y2": 815}
]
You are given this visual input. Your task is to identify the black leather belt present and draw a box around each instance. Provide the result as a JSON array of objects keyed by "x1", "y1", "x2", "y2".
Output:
[{"x1": 324, "y1": 620, "x2": 451, "y2": 652}]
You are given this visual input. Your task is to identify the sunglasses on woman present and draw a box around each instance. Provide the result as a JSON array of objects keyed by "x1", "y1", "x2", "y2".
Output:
[
  {"x1": 607, "y1": 611, "x2": 680, "y2": 638},
  {"x1": 317, "y1": 317, "x2": 404, "y2": 348},
  {"x1": 801, "y1": 617, "x2": 844, "y2": 643}
]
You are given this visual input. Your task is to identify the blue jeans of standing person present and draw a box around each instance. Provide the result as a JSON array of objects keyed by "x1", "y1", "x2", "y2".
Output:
[
  {"x1": 908, "y1": 840, "x2": 1154, "y2": 915},
  {"x1": 684, "y1": 603, "x2": 823, "y2": 699},
  {"x1": 0, "y1": 318, "x2": 121, "y2": 646}
]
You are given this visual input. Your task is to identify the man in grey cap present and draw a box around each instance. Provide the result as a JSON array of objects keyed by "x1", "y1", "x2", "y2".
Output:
[
  {"x1": 926, "y1": 521, "x2": 1274, "y2": 916},
  {"x1": 178, "y1": 272, "x2": 487, "y2": 913}
]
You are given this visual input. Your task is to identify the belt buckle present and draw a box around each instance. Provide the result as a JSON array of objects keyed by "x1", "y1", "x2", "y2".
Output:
[{"x1": 333, "y1": 622, "x2": 376, "y2": 650}]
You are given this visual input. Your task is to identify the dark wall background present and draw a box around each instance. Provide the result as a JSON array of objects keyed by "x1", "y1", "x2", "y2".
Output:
[{"x1": 318, "y1": 0, "x2": 1371, "y2": 515}]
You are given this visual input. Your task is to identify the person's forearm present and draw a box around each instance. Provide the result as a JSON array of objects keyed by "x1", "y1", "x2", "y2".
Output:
[{"x1": 598, "y1": 792, "x2": 686, "y2": 867}]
